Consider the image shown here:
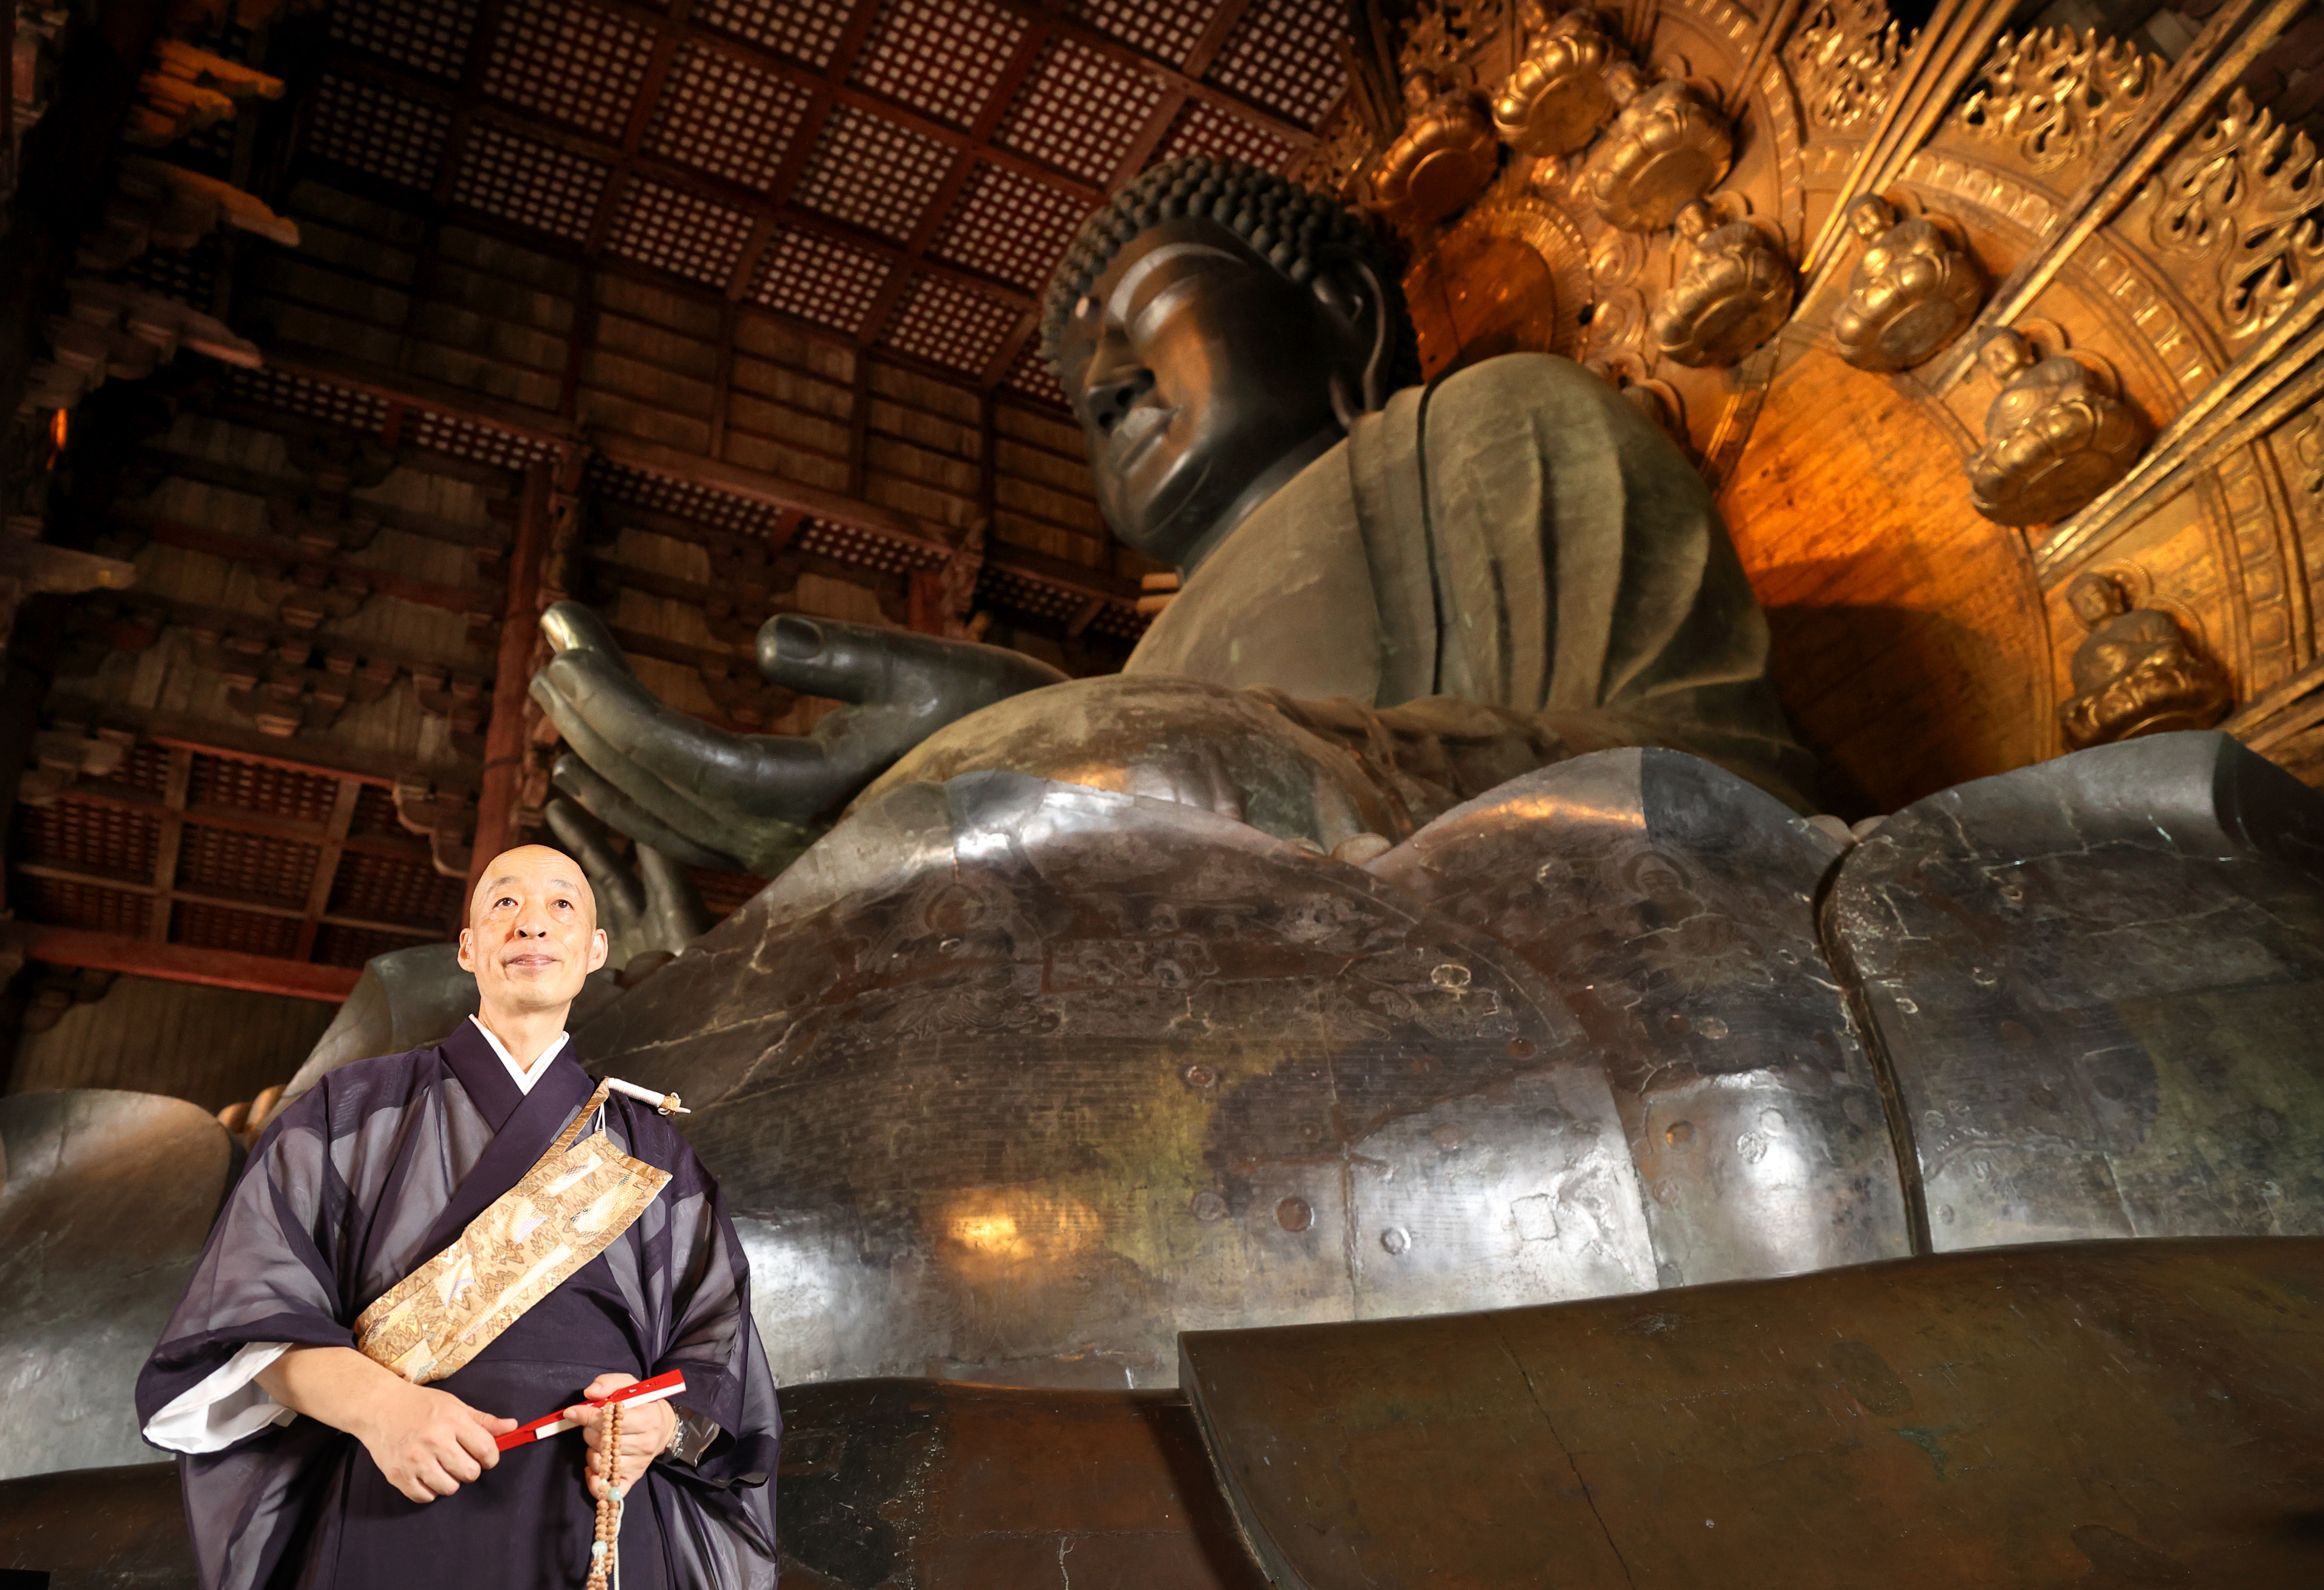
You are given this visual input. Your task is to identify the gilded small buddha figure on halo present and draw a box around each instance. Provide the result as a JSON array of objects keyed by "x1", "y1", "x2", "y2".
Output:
[
  {"x1": 529, "y1": 155, "x2": 1811, "y2": 876},
  {"x1": 2057, "y1": 571, "x2": 2230, "y2": 748}
]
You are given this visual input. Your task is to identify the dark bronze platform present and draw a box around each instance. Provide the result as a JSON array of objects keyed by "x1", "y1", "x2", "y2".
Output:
[{"x1": 1181, "y1": 1236, "x2": 2324, "y2": 1588}]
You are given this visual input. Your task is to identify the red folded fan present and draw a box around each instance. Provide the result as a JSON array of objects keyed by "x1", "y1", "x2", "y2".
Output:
[{"x1": 496, "y1": 1369, "x2": 686, "y2": 1451}]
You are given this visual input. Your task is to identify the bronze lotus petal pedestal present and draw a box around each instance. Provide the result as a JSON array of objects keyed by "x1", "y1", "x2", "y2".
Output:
[
  {"x1": 0, "y1": 1091, "x2": 237, "y2": 1482},
  {"x1": 8, "y1": 736, "x2": 2324, "y2": 1586}
]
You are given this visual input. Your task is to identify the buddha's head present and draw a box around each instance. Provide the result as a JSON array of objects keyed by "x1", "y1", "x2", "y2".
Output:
[{"x1": 1042, "y1": 157, "x2": 1419, "y2": 570}]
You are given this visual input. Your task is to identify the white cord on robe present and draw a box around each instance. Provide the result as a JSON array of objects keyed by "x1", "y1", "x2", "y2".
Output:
[{"x1": 602, "y1": 1076, "x2": 688, "y2": 1114}]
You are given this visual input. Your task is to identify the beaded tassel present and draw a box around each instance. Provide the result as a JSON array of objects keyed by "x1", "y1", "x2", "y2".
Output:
[{"x1": 583, "y1": 1398, "x2": 625, "y2": 1590}]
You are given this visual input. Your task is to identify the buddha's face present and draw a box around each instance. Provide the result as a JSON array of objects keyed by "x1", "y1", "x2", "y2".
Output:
[{"x1": 1056, "y1": 217, "x2": 1374, "y2": 568}]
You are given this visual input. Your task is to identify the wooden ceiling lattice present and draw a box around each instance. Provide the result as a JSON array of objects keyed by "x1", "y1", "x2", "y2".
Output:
[
  {"x1": 187, "y1": 757, "x2": 342, "y2": 824},
  {"x1": 696, "y1": 0, "x2": 854, "y2": 69},
  {"x1": 792, "y1": 104, "x2": 956, "y2": 243},
  {"x1": 227, "y1": 367, "x2": 392, "y2": 433},
  {"x1": 930, "y1": 163, "x2": 1091, "y2": 293},
  {"x1": 452, "y1": 123, "x2": 613, "y2": 244},
  {"x1": 11, "y1": 744, "x2": 456, "y2": 982},
  {"x1": 609, "y1": 180, "x2": 758, "y2": 286},
  {"x1": 23, "y1": 878, "x2": 153, "y2": 938},
  {"x1": 404, "y1": 409, "x2": 561, "y2": 470},
  {"x1": 852, "y1": 0, "x2": 1027, "y2": 129},
  {"x1": 113, "y1": 743, "x2": 176, "y2": 797},
  {"x1": 646, "y1": 46, "x2": 814, "y2": 187},
  {"x1": 1000, "y1": 335, "x2": 1068, "y2": 409},
  {"x1": 174, "y1": 901, "x2": 305, "y2": 959},
  {"x1": 749, "y1": 223, "x2": 892, "y2": 335},
  {"x1": 308, "y1": 74, "x2": 452, "y2": 192},
  {"x1": 175, "y1": 824, "x2": 319, "y2": 909},
  {"x1": 1158, "y1": 94, "x2": 1297, "y2": 168},
  {"x1": 995, "y1": 38, "x2": 1164, "y2": 183},
  {"x1": 1205, "y1": 0, "x2": 1345, "y2": 124},
  {"x1": 791, "y1": 517, "x2": 947, "y2": 574},
  {"x1": 328, "y1": 0, "x2": 479, "y2": 81},
  {"x1": 1073, "y1": 0, "x2": 1218, "y2": 65},
  {"x1": 22, "y1": 802, "x2": 161, "y2": 884},
  {"x1": 327, "y1": 849, "x2": 465, "y2": 930},
  {"x1": 297, "y1": 0, "x2": 1343, "y2": 384},
  {"x1": 314, "y1": 920, "x2": 435, "y2": 968},
  {"x1": 589, "y1": 457, "x2": 786, "y2": 537},
  {"x1": 976, "y1": 563, "x2": 1085, "y2": 627},
  {"x1": 483, "y1": 0, "x2": 658, "y2": 138},
  {"x1": 348, "y1": 783, "x2": 407, "y2": 839},
  {"x1": 883, "y1": 274, "x2": 1022, "y2": 376}
]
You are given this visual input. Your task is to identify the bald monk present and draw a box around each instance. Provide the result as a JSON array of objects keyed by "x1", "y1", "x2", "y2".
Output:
[{"x1": 136, "y1": 847, "x2": 781, "y2": 1590}]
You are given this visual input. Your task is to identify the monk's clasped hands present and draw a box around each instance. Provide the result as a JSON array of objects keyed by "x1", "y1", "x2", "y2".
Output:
[{"x1": 573, "y1": 1371, "x2": 678, "y2": 1499}]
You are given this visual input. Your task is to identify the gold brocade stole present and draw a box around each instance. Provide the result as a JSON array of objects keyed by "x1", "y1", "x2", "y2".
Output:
[{"x1": 352, "y1": 1082, "x2": 670, "y2": 1385}]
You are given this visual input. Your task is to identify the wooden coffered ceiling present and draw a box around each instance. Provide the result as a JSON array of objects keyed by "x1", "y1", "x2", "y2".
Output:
[{"x1": 290, "y1": 0, "x2": 1343, "y2": 401}]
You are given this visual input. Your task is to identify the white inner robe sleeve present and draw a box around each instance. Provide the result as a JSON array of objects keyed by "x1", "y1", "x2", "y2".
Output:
[{"x1": 144, "y1": 1340, "x2": 296, "y2": 1453}]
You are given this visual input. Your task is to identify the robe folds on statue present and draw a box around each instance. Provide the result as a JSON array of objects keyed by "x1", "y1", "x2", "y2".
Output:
[
  {"x1": 1127, "y1": 352, "x2": 1815, "y2": 807},
  {"x1": 134, "y1": 1020, "x2": 780, "y2": 1590}
]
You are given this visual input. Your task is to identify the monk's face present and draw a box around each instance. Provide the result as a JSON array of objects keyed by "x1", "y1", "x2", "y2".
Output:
[
  {"x1": 1057, "y1": 217, "x2": 1370, "y2": 567},
  {"x1": 457, "y1": 845, "x2": 608, "y2": 1015}
]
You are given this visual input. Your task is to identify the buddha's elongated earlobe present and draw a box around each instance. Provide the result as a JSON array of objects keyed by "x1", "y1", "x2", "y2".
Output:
[
  {"x1": 1316, "y1": 258, "x2": 1391, "y2": 415},
  {"x1": 1338, "y1": 258, "x2": 1385, "y2": 413}
]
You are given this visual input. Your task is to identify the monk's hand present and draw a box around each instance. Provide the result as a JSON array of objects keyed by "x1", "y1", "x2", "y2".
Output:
[
  {"x1": 529, "y1": 601, "x2": 1065, "y2": 876},
  {"x1": 360, "y1": 1381, "x2": 517, "y2": 1504},
  {"x1": 573, "y1": 1373, "x2": 677, "y2": 1500}
]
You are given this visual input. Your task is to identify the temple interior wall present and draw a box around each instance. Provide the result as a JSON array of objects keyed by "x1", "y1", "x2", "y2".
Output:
[{"x1": 4, "y1": 972, "x2": 336, "y2": 1109}]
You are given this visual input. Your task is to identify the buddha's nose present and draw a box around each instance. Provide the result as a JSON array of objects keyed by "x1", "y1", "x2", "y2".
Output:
[{"x1": 1088, "y1": 365, "x2": 1155, "y2": 435}]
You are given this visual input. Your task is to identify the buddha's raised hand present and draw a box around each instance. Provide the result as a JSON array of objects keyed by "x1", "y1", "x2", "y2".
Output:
[{"x1": 528, "y1": 600, "x2": 1066, "y2": 874}]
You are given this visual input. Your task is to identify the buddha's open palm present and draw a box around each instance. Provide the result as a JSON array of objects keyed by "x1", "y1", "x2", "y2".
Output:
[{"x1": 528, "y1": 601, "x2": 1066, "y2": 874}]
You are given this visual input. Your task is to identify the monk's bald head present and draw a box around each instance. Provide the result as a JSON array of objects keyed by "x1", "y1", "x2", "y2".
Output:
[{"x1": 468, "y1": 844, "x2": 597, "y2": 930}]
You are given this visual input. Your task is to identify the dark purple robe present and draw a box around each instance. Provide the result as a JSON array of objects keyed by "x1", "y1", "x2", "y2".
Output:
[{"x1": 135, "y1": 1022, "x2": 780, "y2": 1590}]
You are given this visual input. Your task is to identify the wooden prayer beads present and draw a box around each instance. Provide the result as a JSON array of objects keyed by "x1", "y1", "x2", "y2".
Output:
[{"x1": 584, "y1": 1398, "x2": 624, "y2": 1590}]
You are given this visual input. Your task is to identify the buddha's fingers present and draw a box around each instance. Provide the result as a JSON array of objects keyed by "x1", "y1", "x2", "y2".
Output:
[
  {"x1": 757, "y1": 615, "x2": 1067, "y2": 720},
  {"x1": 636, "y1": 842, "x2": 713, "y2": 948},
  {"x1": 549, "y1": 753, "x2": 742, "y2": 871},
  {"x1": 543, "y1": 798, "x2": 647, "y2": 940},
  {"x1": 536, "y1": 647, "x2": 838, "y2": 822},
  {"x1": 539, "y1": 600, "x2": 628, "y2": 665}
]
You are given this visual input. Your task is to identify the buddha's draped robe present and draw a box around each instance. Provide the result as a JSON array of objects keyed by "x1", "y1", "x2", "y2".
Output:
[
  {"x1": 134, "y1": 1021, "x2": 780, "y2": 1590},
  {"x1": 1126, "y1": 352, "x2": 1814, "y2": 810}
]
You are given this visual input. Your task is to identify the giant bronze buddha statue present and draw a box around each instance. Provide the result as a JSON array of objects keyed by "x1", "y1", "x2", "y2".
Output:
[
  {"x1": 475, "y1": 154, "x2": 2322, "y2": 1400},
  {"x1": 529, "y1": 155, "x2": 1813, "y2": 873}
]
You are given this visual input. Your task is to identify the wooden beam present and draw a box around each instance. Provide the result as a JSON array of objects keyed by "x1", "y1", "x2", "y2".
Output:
[
  {"x1": 46, "y1": 699, "x2": 483, "y2": 791},
  {"x1": 982, "y1": 538, "x2": 1140, "y2": 602},
  {"x1": 16, "y1": 863, "x2": 434, "y2": 937},
  {"x1": 294, "y1": 777, "x2": 363, "y2": 960},
  {"x1": 145, "y1": 748, "x2": 192, "y2": 943},
  {"x1": 45, "y1": 783, "x2": 434, "y2": 865},
  {"x1": 9, "y1": 925, "x2": 362, "y2": 1002},
  {"x1": 256, "y1": 342, "x2": 993, "y2": 567},
  {"x1": 469, "y1": 463, "x2": 553, "y2": 896},
  {"x1": 119, "y1": 511, "x2": 498, "y2": 617},
  {"x1": 592, "y1": 430, "x2": 958, "y2": 554}
]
